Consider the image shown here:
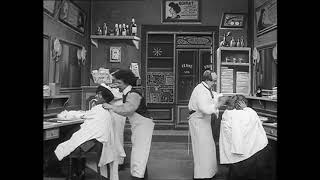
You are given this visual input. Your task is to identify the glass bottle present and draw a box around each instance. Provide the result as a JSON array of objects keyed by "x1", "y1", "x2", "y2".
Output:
[
  {"x1": 236, "y1": 38, "x2": 241, "y2": 47},
  {"x1": 119, "y1": 24, "x2": 122, "y2": 36},
  {"x1": 130, "y1": 17, "x2": 137, "y2": 36},
  {"x1": 126, "y1": 25, "x2": 129, "y2": 36},
  {"x1": 103, "y1": 23, "x2": 108, "y2": 36},
  {"x1": 230, "y1": 37, "x2": 236, "y2": 47},
  {"x1": 97, "y1": 26, "x2": 102, "y2": 35},
  {"x1": 115, "y1": 24, "x2": 119, "y2": 36},
  {"x1": 240, "y1": 36, "x2": 245, "y2": 47},
  {"x1": 122, "y1": 23, "x2": 126, "y2": 36}
]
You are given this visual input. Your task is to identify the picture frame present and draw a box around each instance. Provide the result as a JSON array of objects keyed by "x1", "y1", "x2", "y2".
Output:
[
  {"x1": 255, "y1": 0, "x2": 277, "y2": 36},
  {"x1": 161, "y1": 0, "x2": 201, "y2": 24},
  {"x1": 43, "y1": 0, "x2": 61, "y2": 17},
  {"x1": 220, "y1": 12, "x2": 246, "y2": 29},
  {"x1": 58, "y1": 0, "x2": 86, "y2": 35},
  {"x1": 110, "y1": 47, "x2": 121, "y2": 63}
]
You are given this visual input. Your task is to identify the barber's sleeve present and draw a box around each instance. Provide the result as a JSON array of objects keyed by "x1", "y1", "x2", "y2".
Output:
[{"x1": 110, "y1": 92, "x2": 141, "y2": 117}]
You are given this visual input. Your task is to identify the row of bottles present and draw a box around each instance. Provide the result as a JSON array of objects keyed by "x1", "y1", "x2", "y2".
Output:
[
  {"x1": 96, "y1": 17, "x2": 137, "y2": 36},
  {"x1": 219, "y1": 32, "x2": 246, "y2": 47}
]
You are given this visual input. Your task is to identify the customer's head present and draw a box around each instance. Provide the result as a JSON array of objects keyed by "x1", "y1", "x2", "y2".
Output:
[
  {"x1": 226, "y1": 94, "x2": 248, "y2": 110},
  {"x1": 112, "y1": 69, "x2": 137, "y2": 92},
  {"x1": 234, "y1": 94, "x2": 248, "y2": 110},
  {"x1": 96, "y1": 85, "x2": 114, "y2": 103},
  {"x1": 202, "y1": 70, "x2": 217, "y2": 88}
]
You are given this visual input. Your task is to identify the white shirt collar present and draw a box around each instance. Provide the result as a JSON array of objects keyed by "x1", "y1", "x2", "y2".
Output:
[
  {"x1": 202, "y1": 81, "x2": 210, "y2": 89},
  {"x1": 122, "y1": 85, "x2": 132, "y2": 95}
]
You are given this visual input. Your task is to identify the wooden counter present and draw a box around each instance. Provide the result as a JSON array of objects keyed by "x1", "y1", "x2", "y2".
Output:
[
  {"x1": 43, "y1": 118, "x2": 84, "y2": 129},
  {"x1": 247, "y1": 96, "x2": 277, "y2": 141},
  {"x1": 43, "y1": 118, "x2": 84, "y2": 141}
]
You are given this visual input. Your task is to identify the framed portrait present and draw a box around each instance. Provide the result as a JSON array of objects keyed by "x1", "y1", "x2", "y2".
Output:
[
  {"x1": 110, "y1": 47, "x2": 121, "y2": 63},
  {"x1": 220, "y1": 12, "x2": 247, "y2": 29},
  {"x1": 255, "y1": 0, "x2": 277, "y2": 36},
  {"x1": 161, "y1": 0, "x2": 201, "y2": 24},
  {"x1": 43, "y1": 0, "x2": 61, "y2": 17},
  {"x1": 58, "y1": 0, "x2": 86, "y2": 35}
]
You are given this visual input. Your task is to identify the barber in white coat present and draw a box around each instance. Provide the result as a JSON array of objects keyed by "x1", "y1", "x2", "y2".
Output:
[
  {"x1": 103, "y1": 69, "x2": 154, "y2": 180},
  {"x1": 188, "y1": 70, "x2": 224, "y2": 180}
]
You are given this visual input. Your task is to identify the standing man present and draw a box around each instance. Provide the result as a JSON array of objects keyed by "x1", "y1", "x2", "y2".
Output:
[
  {"x1": 188, "y1": 70, "x2": 224, "y2": 180},
  {"x1": 102, "y1": 69, "x2": 154, "y2": 180}
]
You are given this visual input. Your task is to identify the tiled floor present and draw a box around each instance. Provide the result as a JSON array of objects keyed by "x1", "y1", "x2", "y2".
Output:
[
  {"x1": 44, "y1": 134, "x2": 229, "y2": 180},
  {"x1": 80, "y1": 142, "x2": 228, "y2": 180}
]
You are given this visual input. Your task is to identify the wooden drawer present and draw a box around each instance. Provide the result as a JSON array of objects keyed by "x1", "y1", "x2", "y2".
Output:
[
  {"x1": 44, "y1": 128, "x2": 60, "y2": 140},
  {"x1": 263, "y1": 125, "x2": 277, "y2": 137}
]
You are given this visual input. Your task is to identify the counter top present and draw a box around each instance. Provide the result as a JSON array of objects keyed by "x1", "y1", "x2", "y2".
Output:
[
  {"x1": 220, "y1": 94, "x2": 277, "y2": 102},
  {"x1": 43, "y1": 95, "x2": 70, "y2": 99},
  {"x1": 43, "y1": 118, "x2": 84, "y2": 129},
  {"x1": 244, "y1": 95, "x2": 277, "y2": 102}
]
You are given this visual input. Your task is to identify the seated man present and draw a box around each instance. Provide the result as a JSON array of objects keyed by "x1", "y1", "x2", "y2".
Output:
[
  {"x1": 53, "y1": 85, "x2": 126, "y2": 180},
  {"x1": 219, "y1": 95, "x2": 269, "y2": 180}
]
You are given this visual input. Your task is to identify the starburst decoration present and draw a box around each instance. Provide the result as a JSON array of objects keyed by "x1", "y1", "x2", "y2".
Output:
[{"x1": 152, "y1": 47, "x2": 162, "y2": 56}]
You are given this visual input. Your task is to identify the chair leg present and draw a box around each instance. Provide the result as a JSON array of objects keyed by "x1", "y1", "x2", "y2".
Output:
[
  {"x1": 67, "y1": 157, "x2": 73, "y2": 180},
  {"x1": 97, "y1": 164, "x2": 104, "y2": 180},
  {"x1": 144, "y1": 166, "x2": 148, "y2": 180}
]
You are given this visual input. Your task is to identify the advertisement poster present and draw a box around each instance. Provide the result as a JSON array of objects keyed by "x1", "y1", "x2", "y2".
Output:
[{"x1": 162, "y1": 0, "x2": 201, "y2": 23}]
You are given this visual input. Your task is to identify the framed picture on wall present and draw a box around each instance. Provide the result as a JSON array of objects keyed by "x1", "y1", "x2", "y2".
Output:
[
  {"x1": 110, "y1": 47, "x2": 121, "y2": 63},
  {"x1": 161, "y1": 0, "x2": 201, "y2": 24},
  {"x1": 220, "y1": 12, "x2": 247, "y2": 29},
  {"x1": 43, "y1": 0, "x2": 62, "y2": 17},
  {"x1": 58, "y1": 0, "x2": 86, "y2": 35},
  {"x1": 255, "y1": 0, "x2": 277, "y2": 36}
]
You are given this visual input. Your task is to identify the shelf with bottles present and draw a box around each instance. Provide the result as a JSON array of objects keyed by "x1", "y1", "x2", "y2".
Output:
[
  {"x1": 217, "y1": 47, "x2": 251, "y2": 95},
  {"x1": 90, "y1": 35, "x2": 140, "y2": 49},
  {"x1": 93, "y1": 17, "x2": 139, "y2": 49}
]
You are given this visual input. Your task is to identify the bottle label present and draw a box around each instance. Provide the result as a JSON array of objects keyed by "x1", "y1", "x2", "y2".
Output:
[{"x1": 132, "y1": 27, "x2": 137, "y2": 35}]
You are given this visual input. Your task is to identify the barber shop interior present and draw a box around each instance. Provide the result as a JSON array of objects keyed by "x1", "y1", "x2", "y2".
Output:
[{"x1": 43, "y1": 0, "x2": 277, "y2": 179}]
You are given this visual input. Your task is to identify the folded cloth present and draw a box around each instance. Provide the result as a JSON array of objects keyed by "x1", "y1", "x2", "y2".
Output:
[{"x1": 57, "y1": 110, "x2": 86, "y2": 120}]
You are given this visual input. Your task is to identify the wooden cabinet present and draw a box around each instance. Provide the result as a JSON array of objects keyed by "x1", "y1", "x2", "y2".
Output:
[
  {"x1": 145, "y1": 33, "x2": 175, "y2": 126},
  {"x1": 145, "y1": 31, "x2": 214, "y2": 128},
  {"x1": 217, "y1": 47, "x2": 251, "y2": 95}
]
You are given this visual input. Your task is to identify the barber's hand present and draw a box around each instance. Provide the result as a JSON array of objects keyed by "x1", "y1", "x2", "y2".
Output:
[
  {"x1": 102, "y1": 103, "x2": 112, "y2": 110},
  {"x1": 237, "y1": 101, "x2": 247, "y2": 109},
  {"x1": 217, "y1": 96, "x2": 228, "y2": 108}
]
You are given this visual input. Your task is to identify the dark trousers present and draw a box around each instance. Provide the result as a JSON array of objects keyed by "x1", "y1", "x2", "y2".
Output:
[{"x1": 227, "y1": 146, "x2": 272, "y2": 180}]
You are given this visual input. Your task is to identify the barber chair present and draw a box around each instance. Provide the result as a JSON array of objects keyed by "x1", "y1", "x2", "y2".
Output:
[{"x1": 67, "y1": 139, "x2": 109, "y2": 180}]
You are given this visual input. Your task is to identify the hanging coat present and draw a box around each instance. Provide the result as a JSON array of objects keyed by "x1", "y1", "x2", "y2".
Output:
[{"x1": 188, "y1": 82, "x2": 220, "y2": 179}]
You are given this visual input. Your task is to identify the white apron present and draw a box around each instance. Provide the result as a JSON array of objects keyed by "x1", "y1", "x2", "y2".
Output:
[
  {"x1": 189, "y1": 112, "x2": 218, "y2": 179},
  {"x1": 128, "y1": 112, "x2": 154, "y2": 178},
  {"x1": 110, "y1": 98, "x2": 127, "y2": 165}
]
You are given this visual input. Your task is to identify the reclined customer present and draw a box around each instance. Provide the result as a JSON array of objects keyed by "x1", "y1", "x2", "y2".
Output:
[{"x1": 53, "y1": 85, "x2": 126, "y2": 180}]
